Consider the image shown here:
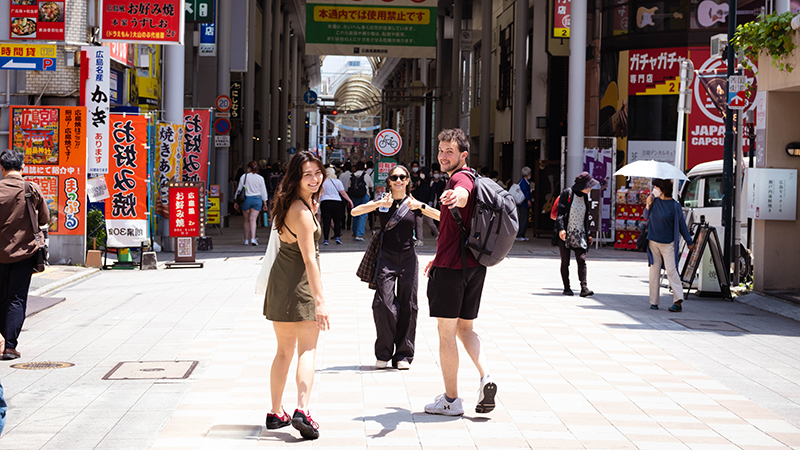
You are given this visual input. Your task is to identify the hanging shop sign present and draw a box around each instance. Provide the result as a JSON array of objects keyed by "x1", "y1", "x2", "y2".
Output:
[
  {"x1": 82, "y1": 46, "x2": 111, "y2": 174},
  {"x1": 199, "y1": 22, "x2": 216, "y2": 56},
  {"x1": 11, "y1": 106, "x2": 87, "y2": 236},
  {"x1": 230, "y1": 81, "x2": 241, "y2": 119},
  {"x1": 103, "y1": 42, "x2": 134, "y2": 66},
  {"x1": 9, "y1": 0, "x2": 65, "y2": 41},
  {"x1": 169, "y1": 183, "x2": 204, "y2": 236},
  {"x1": 185, "y1": 0, "x2": 213, "y2": 23},
  {"x1": 553, "y1": 0, "x2": 570, "y2": 38},
  {"x1": 100, "y1": 0, "x2": 185, "y2": 45},
  {"x1": 0, "y1": 43, "x2": 56, "y2": 71},
  {"x1": 155, "y1": 122, "x2": 184, "y2": 218},
  {"x1": 105, "y1": 114, "x2": 149, "y2": 247},
  {"x1": 686, "y1": 46, "x2": 757, "y2": 169},
  {"x1": 183, "y1": 109, "x2": 211, "y2": 184},
  {"x1": 627, "y1": 47, "x2": 687, "y2": 96},
  {"x1": 306, "y1": 0, "x2": 437, "y2": 58}
]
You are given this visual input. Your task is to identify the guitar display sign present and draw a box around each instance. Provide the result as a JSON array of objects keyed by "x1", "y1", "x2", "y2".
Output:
[
  {"x1": 627, "y1": 47, "x2": 687, "y2": 96},
  {"x1": 694, "y1": 0, "x2": 762, "y2": 28},
  {"x1": 636, "y1": 7, "x2": 683, "y2": 28}
]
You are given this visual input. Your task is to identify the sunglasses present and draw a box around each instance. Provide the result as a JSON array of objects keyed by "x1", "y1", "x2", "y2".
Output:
[{"x1": 389, "y1": 174, "x2": 408, "y2": 181}]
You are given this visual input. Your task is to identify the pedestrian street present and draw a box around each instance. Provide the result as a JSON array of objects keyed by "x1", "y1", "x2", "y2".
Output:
[{"x1": 2, "y1": 241, "x2": 800, "y2": 449}]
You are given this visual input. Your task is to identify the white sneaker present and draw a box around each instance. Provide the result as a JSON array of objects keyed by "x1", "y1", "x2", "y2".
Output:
[
  {"x1": 396, "y1": 360, "x2": 410, "y2": 370},
  {"x1": 243, "y1": 239, "x2": 249, "y2": 245},
  {"x1": 476, "y1": 375, "x2": 497, "y2": 413},
  {"x1": 424, "y1": 394, "x2": 464, "y2": 416},
  {"x1": 375, "y1": 360, "x2": 389, "y2": 369},
  {"x1": 515, "y1": 237, "x2": 526, "y2": 241},
  {"x1": 251, "y1": 238, "x2": 259, "y2": 246},
  {"x1": 354, "y1": 236, "x2": 364, "y2": 241}
]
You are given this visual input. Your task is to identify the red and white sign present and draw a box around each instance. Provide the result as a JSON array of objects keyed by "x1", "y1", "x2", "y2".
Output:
[
  {"x1": 183, "y1": 109, "x2": 211, "y2": 184},
  {"x1": 375, "y1": 128, "x2": 402, "y2": 157},
  {"x1": 104, "y1": 42, "x2": 134, "y2": 66},
  {"x1": 553, "y1": 0, "x2": 570, "y2": 38},
  {"x1": 169, "y1": 185, "x2": 201, "y2": 237},
  {"x1": 100, "y1": 0, "x2": 184, "y2": 44},
  {"x1": 105, "y1": 114, "x2": 149, "y2": 247},
  {"x1": 628, "y1": 47, "x2": 687, "y2": 96},
  {"x1": 10, "y1": 1, "x2": 65, "y2": 41},
  {"x1": 215, "y1": 95, "x2": 231, "y2": 112},
  {"x1": 686, "y1": 46, "x2": 757, "y2": 169},
  {"x1": 82, "y1": 46, "x2": 110, "y2": 174}
]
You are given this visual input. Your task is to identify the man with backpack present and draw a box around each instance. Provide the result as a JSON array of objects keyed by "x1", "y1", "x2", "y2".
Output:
[
  {"x1": 514, "y1": 167, "x2": 533, "y2": 241},
  {"x1": 348, "y1": 161, "x2": 373, "y2": 241},
  {"x1": 423, "y1": 128, "x2": 504, "y2": 417}
]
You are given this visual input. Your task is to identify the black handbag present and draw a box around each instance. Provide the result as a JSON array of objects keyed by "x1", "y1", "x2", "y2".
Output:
[
  {"x1": 235, "y1": 174, "x2": 248, "y2": 204},
  {"x1": 24, "y1": 182, "x2": 48, "y2": 273},
  {"x1": 636, "y1": 223, "x2": 649, "y2": 252}
]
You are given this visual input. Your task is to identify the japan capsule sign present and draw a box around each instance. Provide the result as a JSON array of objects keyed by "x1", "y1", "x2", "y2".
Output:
[
  {"x1": 104, "y1": 114, "x2": 149, "y2": 247},
  {"x1": 100, "y1": 0, "x2": 185, "y2": 44},
  {"x1": 169, "y1": 185, "x2": 202, "y2": 237},
  {"x1": 305, "y1": 0, "x2": 437, "y2": 58}
]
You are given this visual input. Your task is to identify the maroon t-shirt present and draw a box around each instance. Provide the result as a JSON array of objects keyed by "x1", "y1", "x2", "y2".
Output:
[{"x1": 431, "y1": 167, "x2": 480, "y2": 269}]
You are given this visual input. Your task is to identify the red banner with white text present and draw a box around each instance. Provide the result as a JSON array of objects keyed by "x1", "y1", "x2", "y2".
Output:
[{"x1": 182, "y1": 109, "x2": 210, "y2": 185}]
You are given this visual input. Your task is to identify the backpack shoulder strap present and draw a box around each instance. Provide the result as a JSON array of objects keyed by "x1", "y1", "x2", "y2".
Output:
[{"x1": 24, "y1": 182, "x2": 42, "y2": 246}]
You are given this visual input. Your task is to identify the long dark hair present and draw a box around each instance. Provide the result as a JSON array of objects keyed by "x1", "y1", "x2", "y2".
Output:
[
  {"x1": 271, "y1": 151, "x2": 326, "y2": 234},
  {"x1": 386, "y1": 165, "x2": 412, "y2": 195}
]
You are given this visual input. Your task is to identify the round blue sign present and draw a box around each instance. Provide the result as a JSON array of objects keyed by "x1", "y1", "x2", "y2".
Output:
[
  {"x1": 214, "y1": 118, "x2": 231, "y2": 135},
  {"x1": 303, "y1": 90, "x2": 318, "y2": 106},
  {"x1": 289, "y1": 147, "x2": 297, "y2": 155}
]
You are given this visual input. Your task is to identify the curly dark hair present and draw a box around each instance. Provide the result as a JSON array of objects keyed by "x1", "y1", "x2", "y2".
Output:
[{"x1": 271, "y1": 151, "x2": 326, "y2": 234}]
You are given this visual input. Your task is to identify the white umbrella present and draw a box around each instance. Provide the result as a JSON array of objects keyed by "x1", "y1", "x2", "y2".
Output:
[{"x1": 613, "y1": 160, "x2": 689, "y2": 181}]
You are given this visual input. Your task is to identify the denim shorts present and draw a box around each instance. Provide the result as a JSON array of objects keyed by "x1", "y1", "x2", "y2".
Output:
[{"x1": 241, "y1": 195, "x2": 262, "y2": 211}]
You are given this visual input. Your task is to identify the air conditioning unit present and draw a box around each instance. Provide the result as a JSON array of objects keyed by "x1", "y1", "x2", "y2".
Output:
[{"x1": 711, "y1": 34, "x2": 727, "y2": 60}]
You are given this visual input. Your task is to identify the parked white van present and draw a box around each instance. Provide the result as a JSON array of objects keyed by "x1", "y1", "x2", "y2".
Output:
[{"x1": 679, "y1": 159, "x2": 752, "y2": 283}]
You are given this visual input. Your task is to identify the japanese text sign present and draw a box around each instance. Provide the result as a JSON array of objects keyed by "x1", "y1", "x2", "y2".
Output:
[
  {"x1": 182, "y1": 109, "x2": 210, "y2": 184},
  {"x1": 306, "y1": 0, "x2": 437, "y2": 58},
  {"x1": 169, "y1": 184, "x2": 203, "y2": 237},
  {"x1": 0, "y1": 43, "x2": 57, "y2": 71},
  {"x1": 185, "y1": 0, "x2": 213, "y2": 23},
  {"x1": 10, "y1": 106, "x2": 87, "y2": 236},
  {"x1": 100, "y1": 0, "x2": 185, "y2": 44},
  {"x1": 104, "y1": 114, "x2": 149, "y2": 247},
  {"x1": 82, "y1": 46, "x2": 110, "y2": 174},
  {"x1": 374, "y1": 157, "x2": 397, "y2": 198},
  {"x1": 155, "y1": 122, "x2": 184, "y2": 217},
  {"x1": 10, "y1": 0, "x2": 65, "y2": 41},
  {"x1": 553, "y1": 0, "x2": 570, "y2": 38},
  {"x1": 628, "y1": 47, "x2": 687, "y2": 96},
  {"x1": 746, "y1": 169, "x2": 797, "y2": 221}
]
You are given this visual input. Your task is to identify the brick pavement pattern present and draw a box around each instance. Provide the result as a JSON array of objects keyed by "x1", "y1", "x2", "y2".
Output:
[{"x1": 2, "y1": 239, "x2": 800, "y2": 449}]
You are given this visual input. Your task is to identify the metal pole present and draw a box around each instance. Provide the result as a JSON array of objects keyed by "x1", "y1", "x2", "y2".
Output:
[
  {"x1": 216, "y1": 0, "x2": 232, "y2": 219},
  {"x1": 451, "y1": 0, "x2": 462, "y2": 131},
  {"x1": 722, "y1": 0, "x2": 737, "y2": 277},
  {"x1": 290, "y1": 32, "x2": 298, "y2": 151},
  {"x1": 513, "y1": 0, "x2": 528, "y2": 179},
  {"x1": 434, "y1": 13, "x2": 444, "y2": 138},
  {"x1": 480, "y1": 0, "x2": 491, "y2": 168},
  {"x1": 567, "y1": 0, "x2": 587, "y2": 184},
  {"x1": 673, "y1": 60, "x2": 692, "y2": 198},
  {"x1": 733, "y1": 109, "x2": 744, "y2": 285},
  {"x1": 270, "y1": 0, "x2": 280, "y2": 162},
  {"x1": 242, "y1": 0, "x2": 256, "y2": 164},
  {"x1": 322, "y1": 113, "x2": 327, "y2": 164},
  {"x1": 405, "y1": 59, "x2": 411, "y2": 162},
  {"x1": 260, "y1": 0, "x2": 272, "y2": 161},
  {"x1": 280, "y1": 14, "x2": 290, "y2": 161},
  {"x1": 420, "y1": 57, "x2": 428, "y2": 166}
]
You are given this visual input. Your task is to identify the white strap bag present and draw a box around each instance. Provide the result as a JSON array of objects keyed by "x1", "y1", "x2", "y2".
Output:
[{"x1": 255, "y1": 225, "x2": 281, "y2": 295}]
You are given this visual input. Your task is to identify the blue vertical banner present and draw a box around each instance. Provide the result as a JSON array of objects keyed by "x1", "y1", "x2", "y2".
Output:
[{"x1": 199, "y1": 23, "x2": 216, "y2": 57}]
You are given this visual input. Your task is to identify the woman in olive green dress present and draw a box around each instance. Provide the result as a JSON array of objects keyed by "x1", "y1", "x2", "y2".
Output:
[{"x1": 264, "y1": 151, "x2": 330, "y2": 440}]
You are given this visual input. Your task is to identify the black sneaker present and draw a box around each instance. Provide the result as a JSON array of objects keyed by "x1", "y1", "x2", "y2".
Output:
[
  {"x1": 580, "y1": 287, "x2": 594, "y2": 297},
  {"x1": 562, "y1": 288, "x2": 574, "y2": 296},
  {"x1": 266, "y1": 410, "x2": 291, "y2": 429},
  {"x1": 292, "y1": 409, "x2": 320, "y2": 440}
]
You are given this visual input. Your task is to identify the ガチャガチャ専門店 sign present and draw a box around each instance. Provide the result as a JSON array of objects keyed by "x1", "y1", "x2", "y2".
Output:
[{"x1": 100, "y1": 0, "x2": 184, "y2": 44}]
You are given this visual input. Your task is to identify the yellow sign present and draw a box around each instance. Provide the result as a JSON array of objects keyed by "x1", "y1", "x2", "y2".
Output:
[
  {"x1": 207, "y1": 197, "x2": 221, "y2": 225},
  {"x1": 0, "y1": 44, "x2": 57, "y2": 58},
  {"x1": 313, "y1": 6, "x2": 431, "y2": 25},
  {"x1": 641, "y1": 78, "x2": 681, "y2": 95}
]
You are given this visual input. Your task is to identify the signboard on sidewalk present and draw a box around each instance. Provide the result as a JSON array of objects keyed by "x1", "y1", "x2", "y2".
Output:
[
  {"x1": 374, "y1": 157, "x2": 397, "y2": 198},
  {"x1": 155, "y1": 122, "x2": 184, "y2": 218},
  {"x1": 306, "y1": 0, "x2": 437, "y2": 58},
  {"x1": 9, "y1": 0, "x2": 65, "y2": 41},
  {"x1": 0, "y1": 44, "x2": 57, "y2": 71},
  {"x1": 100, "y1": 0, "x2": 185, "y2": 44},
  {"x1": 183, "y1": 109, "x2": 211, "y2": 183},
  {"x1": 105, "y1": 114, "x2": 149, "y2": 247},
  {"x1": 11, "y1": 106, "x2": 88, "y2": 236},
  {"x1": 169, "y1": 183, "x2": 203, "y2": 236},
  {"x1": 82, "y1": 46, "x2": 111, "y2": 174}
]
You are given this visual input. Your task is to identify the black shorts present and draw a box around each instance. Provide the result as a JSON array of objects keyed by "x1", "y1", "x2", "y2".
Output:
[{"x1": 427, "y1": 265, "x2": 487, "y2": 320}]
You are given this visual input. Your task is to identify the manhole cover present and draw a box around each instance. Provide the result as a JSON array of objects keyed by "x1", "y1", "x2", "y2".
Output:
[
  {"x1": 11, "y1": 361, "x2": 75, "y2": 370},
  {"x1": 671, "y1": 319, "x2": 748, "y2": 332},
  {"x1": 103, "y1": 361, "x2": 198, "y2": 380}
]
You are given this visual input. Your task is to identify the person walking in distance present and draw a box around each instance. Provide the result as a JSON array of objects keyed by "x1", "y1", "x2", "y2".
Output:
[
  {"x1": 424, "y1": 129, "x2": 497, "y2": 416},
  {"x1": 264, "y1": 151, "x2": 330, "y2": 440},
  {"x1": 234, "y1": 160, "x2": 270, "y2": 246},
  {"x1": 319, "y1": 167, "x2": 353, "y2": 245},
  {"x1": 353, "y1": 165, "x2": 440, "y2": 370},
  {"x1": 516, "y1": 167, "x2": 533, "y2": 241},
  {"x1": 644, "y1": 178, "x2": 694, "y2": 312},
  {"x1": 553, "y1": 172, "x2": 598, "y2": 297},
  {"x1": 0, "y1": 150, "x2": 50, "y2": 360},
  {"x1": 348, "y1": 161, "x2": 373, "y2": 241}
]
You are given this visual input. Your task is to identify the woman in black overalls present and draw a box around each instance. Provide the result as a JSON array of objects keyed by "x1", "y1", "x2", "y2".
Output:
[{"x1": 352, "y1": 165, "x2": 440, "y2": 369}]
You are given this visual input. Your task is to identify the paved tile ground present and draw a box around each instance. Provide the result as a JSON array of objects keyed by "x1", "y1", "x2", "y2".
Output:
[{"x1": 2, "y1": 221, "x2": 800, "y2": 449}]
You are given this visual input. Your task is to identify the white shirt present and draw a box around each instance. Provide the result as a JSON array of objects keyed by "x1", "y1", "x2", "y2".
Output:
[
  {"x1": 236, "y1": 173, "x2": 269, "y2": 200},
  {"x1": 320, "y1": 177, "x2": 345, "y2": 202},
  {"x1": 339, "y1": 170, "x2": 352, "y2": 191}
]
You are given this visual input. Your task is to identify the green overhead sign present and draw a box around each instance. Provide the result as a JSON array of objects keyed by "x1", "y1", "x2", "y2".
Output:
[{"x1": 185, "y1": 0, "x2": 214, "y2": 23}]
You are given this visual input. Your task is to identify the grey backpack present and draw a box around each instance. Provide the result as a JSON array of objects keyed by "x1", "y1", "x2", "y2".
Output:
[{"x1": 450, "y1": 168, "x2": 519, "y2": 268}]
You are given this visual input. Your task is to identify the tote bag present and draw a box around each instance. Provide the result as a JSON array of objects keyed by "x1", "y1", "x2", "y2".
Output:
[{"x1": 255, "y1": 224, "x2": 281, "y2": 295}]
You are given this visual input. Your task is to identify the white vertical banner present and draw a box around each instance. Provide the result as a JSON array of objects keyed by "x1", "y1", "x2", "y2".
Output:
[{"x1": 83, "y1": 46, "x2": 111, "y2": 174}]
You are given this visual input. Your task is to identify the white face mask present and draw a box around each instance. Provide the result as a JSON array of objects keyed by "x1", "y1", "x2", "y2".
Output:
[
  {"x1": 433, "y1": 174, "x2": 440, "y2": 179},
  {"x1": 420, "y1": 173, "x2": 425, "y2": 179},
  {"x1": 652, "y1": 187, "x2": 662, "y2": 198},
  {"x1": 412, "y1": 167, "x2": 419, "y2": 173}
]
